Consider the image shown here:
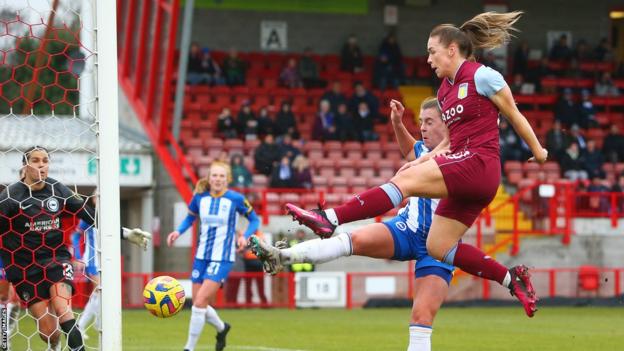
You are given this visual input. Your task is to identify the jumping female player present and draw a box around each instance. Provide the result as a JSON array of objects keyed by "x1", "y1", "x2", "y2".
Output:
[{"x1": 285, "y1": 11, "x2": 547, "y2": 318}]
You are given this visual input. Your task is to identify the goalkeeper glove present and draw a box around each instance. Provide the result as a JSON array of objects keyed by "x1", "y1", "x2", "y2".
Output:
[{"x1": 122, "y1": 227, "x2": 152, "y2": 250}]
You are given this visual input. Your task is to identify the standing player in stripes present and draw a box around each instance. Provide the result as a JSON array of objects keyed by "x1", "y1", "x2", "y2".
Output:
[
  {"x1": 167, "y1": 161, "x2": 260, "y2": 351},
  {"x1": 251, "y1": 97, "x2": 453, "y2": 351},
  {"x1": 285, "y1": 11, "x2": 547, "y2": 318}
]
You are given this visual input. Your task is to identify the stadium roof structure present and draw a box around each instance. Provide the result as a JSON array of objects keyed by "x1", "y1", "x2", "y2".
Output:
[{"x1": 0, "y1": 115, "x2": 151, "y2": 153}]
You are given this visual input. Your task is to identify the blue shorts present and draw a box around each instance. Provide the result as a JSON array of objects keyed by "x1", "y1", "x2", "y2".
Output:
[
  {"x1": 191, "y1": 259, "x2": 233, "y2": 284},
  {"x1": 0, "y1": 257, "x2": 5, "y2": 280},
  {"x1": 383, "y1": 216, "x2": 455, "y2": 284}
]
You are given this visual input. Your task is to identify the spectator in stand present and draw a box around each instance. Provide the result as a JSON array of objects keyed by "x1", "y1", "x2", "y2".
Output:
[
  {"x1": 584, "y1": 139, "x2": 605, "y2": 179},
  {"x1": 279, "y1": 58, "x2": 303, "y2": 89},
  {"x1": 373, "y1": 54, "x2": 399, "y2": 91},
  {"x1": 292, "y1": 155, "x2": 313, "y2": 190},
  {"x1": 254, "y1": 134, "x2": 282, "y2": 176},
  {"x1": 512, "y1": 40, "x2": 530, "y2": 77},
  {"x1": 612, "y1": 174, "x2": 624, "y2": 193},
  {"x1": 270, "y1": 156, "x2": 296, "y2": 188},
  {"x1": 595, "y1": 72, "x2": 620, "y2": 97},
  {"x1": 199, "y1": 49, "x2": 224, "y2": 86},
  {"x1": 573, "y1": 39, "x2": 592, "y2": 62},
  {"x1": 237, "y1": 102, "x2": 259, "y2": 140},
  {"x1": 349, "y1": 82, "x2": 380, "y2": 122},
  {"x1": 510, "y1": 73, "x2": 524, "y2": 94},
  {"x1": 354, "y1": 102, "x2": 378, "y2": 142},
  {"x1": 274, "y1": 101, "x2": 299, "y2": 139},
  {"x1": 222, "y1": 48, "x2": 247, "y2": 86},
  {"x1": 603, "y1": 124, "x2": 624, "y2": 163},
  {"x1": 321, "y1": 81, "x2": 348, "y2": 113},
  {"x1": 549, "y1": 34, "x2": 573, "y2": 61},
  {"x1": 499, "y1": 118, "x2": 525, "y2": 164},
  {"x1": 563, "y1": 59, "x2": 583, "y2": 79},
  {"x1": 569, "y1": 124, "x2": 587, "y2": 153},
  {"x1": 378, "y1": 32, "x2": 405, "y2": 84},
  {"x1": 587, "y1": 175, "x2": 610, "y2": 213},
  {"x1": 216, "y1": 107, "x2": 238, "y2": 139},
  {"x1": 312, "y1": 99, "x2": 337, "y2": 141},
  {"x1": 555, "y1": 88, "x2": 581, "y2": 128},
  {"x1": 278, "y1": 134, "x2": 301, "y2": 161},
  {"x1": 299, "y1": 47, "x2": 326, "y2": 89},
  {"x1": 527, "y1": 57, "x2": 555, "y2": 93},
  {"x1": 256, "y1": 106, "x2": 275, "y2": 138},
  {"x1": 578, "y1": 89, "x2": 599, "y2": 129},
  {"x1": 593, "y1": 38, "x2": 613, "y2": 61},
  {"x1": 546, "y1": 120, "x2": 571, "y2": 160},
  {"x1": 187, "y1": 42, "x2": 206, "y2": 85},
  {"x1": 480, "y1": 51, "x2": 502, "y2": 73},
  {"x1": 340, "y1": 34, "x2": 364, "y2": 73},
  {"x1": 560, "y1": 142, "x2": 589, "y2": 181},
  {"x1": 335, "y1": 102, "x2": 357, "y2": 141},
  {"x1": 230, "y1": 154, "x2": 253, "y2": 189}
]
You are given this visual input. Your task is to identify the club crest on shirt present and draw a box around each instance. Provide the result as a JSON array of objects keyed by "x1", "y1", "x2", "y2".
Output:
[
  {"x1": 458, "y1": 83, "x2": 468, "y2": 99},
  {"x1": 46, "y1": 198, "x2": 59, "y2": 212}
]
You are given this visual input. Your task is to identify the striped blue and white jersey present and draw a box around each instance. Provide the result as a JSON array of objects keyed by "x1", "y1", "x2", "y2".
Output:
[
  {"x1": 72, "y1": 219, "x2": 98, "y2": 269},
  {"x1": 397, "y1": 141, "x2": 439, "y2": 233},
  {"x1": 189, "y1": 189, "x2": 259, "y2": 262}
]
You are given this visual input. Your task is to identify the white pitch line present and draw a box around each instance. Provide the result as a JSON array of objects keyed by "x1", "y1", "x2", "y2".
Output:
[{"x1": 123, "y1": 345, "x2": 309, "y2": 351}]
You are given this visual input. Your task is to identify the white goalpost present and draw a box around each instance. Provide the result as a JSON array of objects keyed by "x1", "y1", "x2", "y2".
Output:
[
  {"x1": 0, "y1": 0, "x2": 121, "y2": 349},
  {"x1": 94, "y1": 0, "x2": 122, "y2": 349}
]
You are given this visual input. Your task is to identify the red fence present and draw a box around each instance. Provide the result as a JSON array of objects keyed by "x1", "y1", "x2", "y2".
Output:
[{"x1": 121, "y1": 267, "x2": 624, "y2": 309}]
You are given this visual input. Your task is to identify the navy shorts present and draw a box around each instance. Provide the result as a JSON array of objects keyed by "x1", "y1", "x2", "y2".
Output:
[
  {"x1": 191, "y1": 259, "x2": 234, "y2": 284},
  {"x1": 383, "y1": 216, "x2": 455, "y2": 284}
]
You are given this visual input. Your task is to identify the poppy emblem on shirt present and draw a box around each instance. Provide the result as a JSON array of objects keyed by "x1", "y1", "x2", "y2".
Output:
[{"x1": 458, "y1": 83, "x2": 468, "y2": 99}]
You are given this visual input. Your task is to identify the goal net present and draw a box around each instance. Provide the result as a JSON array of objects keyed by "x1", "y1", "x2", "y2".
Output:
[{"x1": 0, "y1": 0, "x2": 120, "y2": 350}]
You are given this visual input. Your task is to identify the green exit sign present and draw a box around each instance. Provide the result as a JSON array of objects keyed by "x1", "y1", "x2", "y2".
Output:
[{"x1": 88, "y1": 156, "x2": 141, "y2": 176}]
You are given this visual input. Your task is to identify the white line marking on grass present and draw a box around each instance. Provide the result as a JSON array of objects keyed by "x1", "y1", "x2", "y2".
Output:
[{"x1": 124, "y1": 345, "x2": 309, "y2": 351}]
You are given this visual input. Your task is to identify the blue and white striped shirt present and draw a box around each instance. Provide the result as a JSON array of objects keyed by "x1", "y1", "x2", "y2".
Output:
[
  {"x1": 72, "y1": 219, "x2": 98, "y2": 269},
  {"x1": 188, "y1": 190, "x2": 259, "y2": 262},
  {"x1": 397, "y1": 141, "x2": 439, "y2": 233}
]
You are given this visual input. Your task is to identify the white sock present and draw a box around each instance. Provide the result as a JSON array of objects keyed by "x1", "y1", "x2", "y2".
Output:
[
  {"x1": 407, "y1": 325, "x2": 432, "y2": 351},
  {"x1": 281, "y1": 232, "x2": 352, "y2": 264},
  {"x1": 502, "y1": 271, "x2": 511, "y2": 288},
  {"x1": 204, "y1": 305, "x2": 225, "y2": 332},
  {"x1": 79, "y1": 291, "x2": 100, "y2": 331},
  {"x1": 184, "y1": 306, "x2": 207, "y2": 351},
  {"x1": 324, "y1": 208, "x2": 339, "y2": 226}
]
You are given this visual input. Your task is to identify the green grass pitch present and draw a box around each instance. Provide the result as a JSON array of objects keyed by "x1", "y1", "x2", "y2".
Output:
[{"x1": 9, "y1": 307, "x2": 624, "y2": 350}]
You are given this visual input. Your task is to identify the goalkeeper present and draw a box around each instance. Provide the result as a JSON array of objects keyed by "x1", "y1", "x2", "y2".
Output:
[{"x1": 0, "y1": 146, "x2": 151, "y2": 351}]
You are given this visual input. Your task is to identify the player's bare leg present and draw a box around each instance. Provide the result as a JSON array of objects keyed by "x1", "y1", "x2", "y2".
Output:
[
  {"x1": 77, "y1": 274, "x2": 100, "y2": 340},
  {"x1": 408, "y1": 275, "x2": 449, "y2": 351},
  {"x1": 28, "y1": 301, "x2": 61, "y2": 349},
  {"x1": 49, "y1": 282, "x2": 84, "y2": 350}
]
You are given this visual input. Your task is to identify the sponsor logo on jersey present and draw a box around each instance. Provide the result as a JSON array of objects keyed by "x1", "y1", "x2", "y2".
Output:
[
  {"x1": 442, "y1": 104, "x2": 464, "y2": 123},
  {"x1": 46, "y1": 198, "x2": 59, "y2": 212},
  {"x1": 395, "y1": 221, "x2": 407, "y2": 231},
  {"x1": 445, "y1": 150, "x2": 471, "y2": 160},
  {"x1": 24, "y1": 217, "x2": 60, "y2": 231},
  {"x1": 458, "y1": 83, "x2": 468, "y2": 99}
]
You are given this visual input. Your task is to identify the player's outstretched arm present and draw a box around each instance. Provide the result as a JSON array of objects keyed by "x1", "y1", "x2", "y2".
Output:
[
  {"x1": 490, "y1": 86, "x2": 547, "y2": 163},
  {"x1": 390, "y1": 99, "x2": 417, "y2": 160}
]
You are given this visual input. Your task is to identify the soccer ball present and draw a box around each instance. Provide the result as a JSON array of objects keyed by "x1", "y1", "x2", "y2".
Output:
[{"x1": 143, "y1": 276, "x2": 186, "y2": 318}]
